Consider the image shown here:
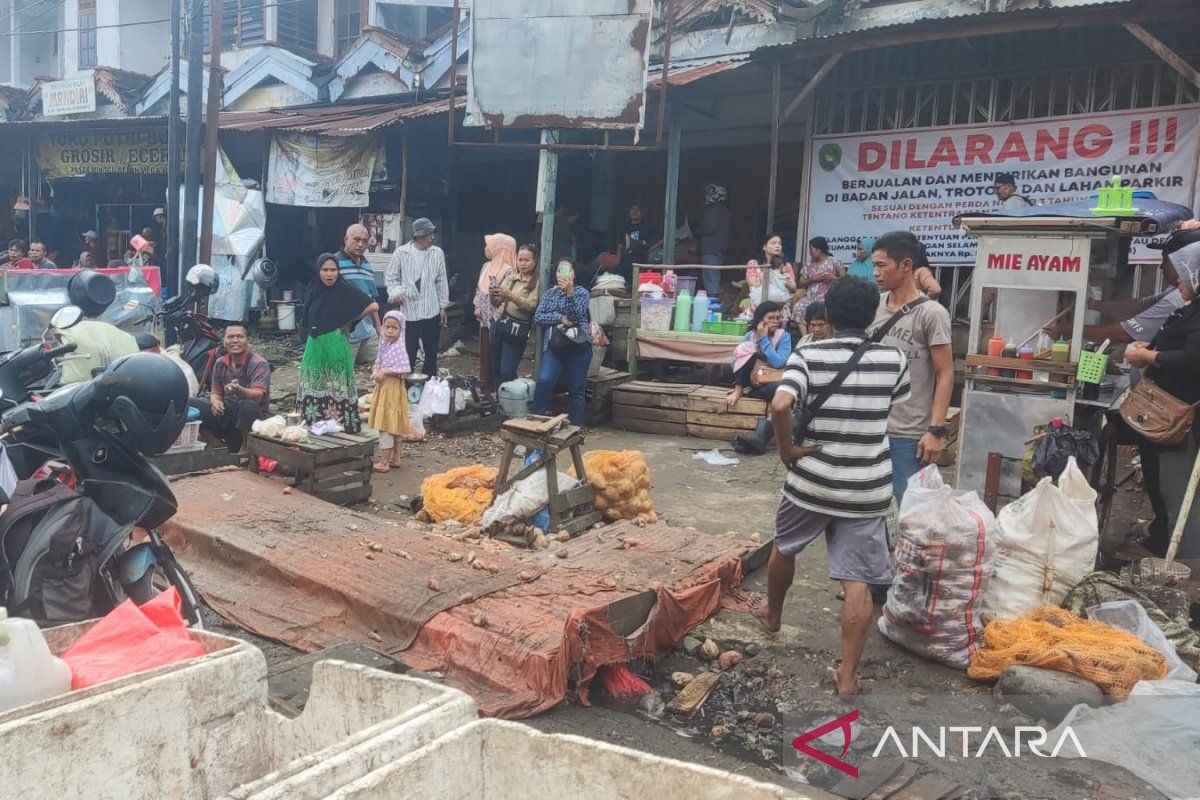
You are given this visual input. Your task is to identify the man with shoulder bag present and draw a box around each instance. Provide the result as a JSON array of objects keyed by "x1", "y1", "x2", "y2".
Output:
[{"x1": 752, "y1": 276, "x2": 910, "y2": 697}]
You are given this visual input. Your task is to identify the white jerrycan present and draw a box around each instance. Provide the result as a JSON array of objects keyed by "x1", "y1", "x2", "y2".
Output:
[{"x1": 0, "y1": 608, "x2": 72, "y2": 713}]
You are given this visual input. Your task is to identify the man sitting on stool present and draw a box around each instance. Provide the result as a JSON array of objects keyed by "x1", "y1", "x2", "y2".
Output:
[{"x1": 193, "y1": 324, "x2": 271, "y2": 452}]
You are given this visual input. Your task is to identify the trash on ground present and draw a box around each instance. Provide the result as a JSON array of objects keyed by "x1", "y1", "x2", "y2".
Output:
[{"x1": 692, "y1": 449, "x2": 739, "y2": 467}]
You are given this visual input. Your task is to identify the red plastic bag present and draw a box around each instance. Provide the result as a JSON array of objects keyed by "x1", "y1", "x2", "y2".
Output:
[
  {"x1": 62, "y1": 587, "x2": 205, "y2": 689},
  {"x1": 257, "y1": 457, "x2": 278, "y2": 473}
]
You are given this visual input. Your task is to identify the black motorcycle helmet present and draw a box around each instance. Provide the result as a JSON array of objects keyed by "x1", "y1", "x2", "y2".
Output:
[
  {"x1": 97, "y1": 353, "x2": 189, "y2": 456},
  {"x1": 67, "y1": 269, "x2": 117, "y2": 318}
]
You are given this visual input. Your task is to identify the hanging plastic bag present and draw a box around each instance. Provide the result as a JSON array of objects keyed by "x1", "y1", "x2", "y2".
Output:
[
  {"x1": 983, "y1": 457, "x2": 1098, "y2": 619},
  {"x1": 61, "y1": 587, "x2": 205, "y2": 689},
  {"x1": 878, "y1": 466, "x2": 997, "y2": 668},
  {"x1": 1031, "y1": 423, "x2": 1099, "y2": 481},
  {"x1": 407, "y1": 407, "x2": 426, "y2": 441},
  {"x1": 419, "y1": 376, "x2": 451, "y2": 417}
]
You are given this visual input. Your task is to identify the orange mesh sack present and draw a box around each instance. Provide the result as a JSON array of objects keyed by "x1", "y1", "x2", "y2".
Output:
[
  {"x1": 967, "y1": 605, "x2": 1167, "y2": 697},
  {"x1": 420, "y1": 465, "x2": 498, "y2": 523},
  {"x1": 570, "y1": 450, "x2": 657, "y2": 524}
]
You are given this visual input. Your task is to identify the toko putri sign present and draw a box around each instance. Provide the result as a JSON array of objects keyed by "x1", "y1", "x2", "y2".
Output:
[{"x1": 43, "y1": 74, "x2": 97, "y2": 116}]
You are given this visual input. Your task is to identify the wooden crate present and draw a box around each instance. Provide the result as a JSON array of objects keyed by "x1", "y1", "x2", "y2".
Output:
[
  {"x1": 611, "y1": 381, "x2": 767, "y2": 441},
  {"x1": 246, "y1": 432, "x2": 376, "y2": 506},
  {"x1": 585, "y1": 367, "x2": 631, "y2": 426}
]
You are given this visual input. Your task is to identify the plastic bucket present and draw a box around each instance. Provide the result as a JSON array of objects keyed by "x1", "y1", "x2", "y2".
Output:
[{"x1": 276, "y1": 302, "x2": 296, "y2": 331}]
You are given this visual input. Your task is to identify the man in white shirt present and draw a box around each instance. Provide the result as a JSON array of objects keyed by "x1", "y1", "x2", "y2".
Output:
[
  {"x1": 385, "y1": 218, "x2": 450, "y2": 377},
  {"x1": 994, "y1": 172, "x2": 1033, "y2": 210}
]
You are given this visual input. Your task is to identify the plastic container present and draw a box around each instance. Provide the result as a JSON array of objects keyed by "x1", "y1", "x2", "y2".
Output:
[
  {"x1": 675, "y1": 275, "x2": 697, "y2": 297},
  {"x1": 1002, "y1": 338, "x2": 1018, "y2": 378},
  {"x1": 662, "y1": 270, "x2": 677, "y2": 296},
  {"x1": 636, "y1": 271, "x2": 663, "y2": 294},
  {"x1": 0, "y1": 609, "x2": 71, "y2": 713},
  {"x1": 700, "y1": 320, "x2": 722, "y2": 335},
  {"x1": 670, "y1": 291, "x2": 692, "y2": 332},
  {"x1": 171, "y1": 420, "x2": 202, "y2": 450},
  {"x1": 498, "y1": 379, "x2": 535, "y2": 417},
  {"x1": 1052, "y1": 336, "x2": 1070, "y2": 362},
  {"x1": 691, "y1": 290, "x2": 708, "y2": 333},
  {"x1": 1017, "y1": 344, "x2": 1035, "y2": 379},
  {"x1": 986, "y1": 334, "x2": 1005, "y2": 376},
  {"x1": 639, "y1": 296, "x2": 675, "y2": 331},
  {"x1": 1076, "y1": 350, "x2": 1109, "y2": 384},
  {"x1": 276, "y1": 302, "x2": 297, "y2": 331}
]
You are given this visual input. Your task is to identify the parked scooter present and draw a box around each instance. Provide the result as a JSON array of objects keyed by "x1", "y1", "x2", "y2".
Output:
[
  {"x1": 0, "y1": 352, "x2": 203, "y2": 626},
  {"x1": 157, "y1": 265, "x2": 222, "y2": 391},
  {"x1": 0, "y1": 306, "x2": 83, "y2": 413}
]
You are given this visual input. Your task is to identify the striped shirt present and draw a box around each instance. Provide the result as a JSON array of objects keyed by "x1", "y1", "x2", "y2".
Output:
[
  {"x1": 384, "y1": 241, "x2": 450, "y2": 322},
  {"x1": 777, "y1": 332, "x2": 910, "y2": 518},
  {"x1": 336, "y1": 250, "x2": 378, "y2": 343}
]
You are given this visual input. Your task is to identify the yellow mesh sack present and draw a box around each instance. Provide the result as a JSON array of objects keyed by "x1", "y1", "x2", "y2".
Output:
[
  {"x1": 967, "y1": 605, "x2": 1167, "y2": 697},
  {"x1": 570, "y1": 450, "x2": 657, "y2": 524},
  {"x1": 420, "y1": 465, "x2": 498, "y2": 523}
]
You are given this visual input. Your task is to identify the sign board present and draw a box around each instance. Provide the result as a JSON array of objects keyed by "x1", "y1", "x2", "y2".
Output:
[
  {"x1": 266, "y1": 133, "x2": 381, "y2": 208},
  {"x1": 37, "y1": 130, "x2": 167, "y2": 178},
  {"x1": 805, "y1": 105, "x2": 1200, "y2": 265},
  {"x1": 466, "y1": 0, "x2": 653, "y2": 130},
  {"x1": 42, "y1": 74, "x2": 97, "y2": 116}
]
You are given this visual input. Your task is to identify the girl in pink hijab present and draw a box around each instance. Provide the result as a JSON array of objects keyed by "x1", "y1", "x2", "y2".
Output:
[
  {"x1": 475, "y1": 233, "x2": 517, "y2": 392},
  {"x1": 368, "y1": 310, "x2": 411, "y2": 472}
]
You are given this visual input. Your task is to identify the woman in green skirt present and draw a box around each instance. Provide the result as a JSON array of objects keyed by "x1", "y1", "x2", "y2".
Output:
[{"x1": 298, "y1": 253, "x2": 379, "y2": 433}]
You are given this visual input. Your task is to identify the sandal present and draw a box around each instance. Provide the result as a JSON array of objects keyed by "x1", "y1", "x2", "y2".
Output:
[{"x1": 372, "y1": 462, "x2": 390, "y2": 473}]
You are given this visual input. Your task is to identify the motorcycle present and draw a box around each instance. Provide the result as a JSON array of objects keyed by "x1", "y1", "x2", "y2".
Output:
[
  {"x1": 156, "y1": 265, "x2": 222, "y2": 391},
  {"x1": 0, "y1": 352, "x2": 203, "y2": 627}
]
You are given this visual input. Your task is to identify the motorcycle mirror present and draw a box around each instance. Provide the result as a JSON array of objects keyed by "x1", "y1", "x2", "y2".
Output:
[{"x1": 50, "y1": 305, "x2": 84, "y2": 331}]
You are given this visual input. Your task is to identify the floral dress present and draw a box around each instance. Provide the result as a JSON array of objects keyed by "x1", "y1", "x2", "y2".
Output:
[{"x1": 794, "y1": 256, "x2": 844, "y2": 316}]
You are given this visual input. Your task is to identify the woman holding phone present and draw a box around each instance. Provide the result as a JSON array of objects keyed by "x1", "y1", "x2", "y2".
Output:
[{"x1": 531, "y1": 257, "x2": 592, "y2": 424}]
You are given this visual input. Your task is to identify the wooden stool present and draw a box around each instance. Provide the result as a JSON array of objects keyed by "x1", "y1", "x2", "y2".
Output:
[
  {"x1": 495, "y1": 415, "x2": 602, "y2": 537},
  {"x1": 246, "y1": 431, "x2": 375, "y2": 506}
]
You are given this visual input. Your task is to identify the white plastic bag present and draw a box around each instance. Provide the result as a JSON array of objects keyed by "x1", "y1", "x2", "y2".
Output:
[
  {"x1": 982, "y1": 457, "x2": 1098, "y2": 619},
  {"x1": 878, "y1": 466, "x2": 997, "y2": 668},
  {"x1": 407, "y1": 407, "x2": 426, "y2": 440},
  {"x1": 481, "y1": 469, "x2": 578, "y2": 529},
  {"x1": 418, "y1": 376, "x2": 450, "y2": 416},
  {"x1": 1087, "y1": 599, "x2": 1198, "y2": 683}
]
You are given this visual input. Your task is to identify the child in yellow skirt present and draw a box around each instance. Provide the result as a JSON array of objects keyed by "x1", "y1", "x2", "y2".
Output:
[{"x1": 369, "y1": 310, "x2": 410, "y2": 472}]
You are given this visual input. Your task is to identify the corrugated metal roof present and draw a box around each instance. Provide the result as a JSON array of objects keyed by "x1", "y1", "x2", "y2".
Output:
[
  {"x1": 220, "y1": 95, "x2": 463, "y2": 135},
  {"x1": 649, "y1": 57, "x2": 750, "y2": 87}
]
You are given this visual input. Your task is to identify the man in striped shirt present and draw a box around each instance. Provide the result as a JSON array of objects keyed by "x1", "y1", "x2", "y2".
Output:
[
  {"x1": 753, "y1": 276, "x2": 910, "y2": 696},
  {"x1": 385, "y1": 218, "x2": 450, "y2": 377}
]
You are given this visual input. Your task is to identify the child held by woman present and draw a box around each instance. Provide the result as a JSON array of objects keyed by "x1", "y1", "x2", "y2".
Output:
[{"x1": 368, "y1": 310, "x2": 411, "y2": 472}]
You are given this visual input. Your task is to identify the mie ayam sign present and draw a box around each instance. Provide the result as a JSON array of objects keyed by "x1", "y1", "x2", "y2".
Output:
[{"x1": 42, "y1": 74, "x2": 96, "y2": 116}]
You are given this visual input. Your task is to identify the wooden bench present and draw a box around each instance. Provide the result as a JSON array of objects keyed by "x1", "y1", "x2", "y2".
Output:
[
  {"x1": 611, "y1": 380, "x2": 767, "y2": 441},
  {"x1": 245, "y1": 431, "x2": 375, "y2": 506}
]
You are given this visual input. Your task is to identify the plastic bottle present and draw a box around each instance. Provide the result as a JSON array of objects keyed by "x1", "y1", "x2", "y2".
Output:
[
  {"x1": 1017, "y1": 344, "x2": 1035, "y2": 379},
  {"x1": 691, "y1": 290, "x2": 708, "y2": 332},
  {"x1": 663, "y1": 269, "x2": 677, "y2": 296},
  {"x1": 672, "y1": 290, "x2": 692, "y2": 332},
  {"x1": 1001, "y1": 337, "x2": 1018, "y2": 378},
  {"x1": 1052, "y1": 336, "x2": 1070, "y2": 362},
  {"x1": 986, "y1": 333, "x2": 1005, "y2": 376},
  {"x1": 0, "y1": 608, "x2": 72, "y2": 713}
]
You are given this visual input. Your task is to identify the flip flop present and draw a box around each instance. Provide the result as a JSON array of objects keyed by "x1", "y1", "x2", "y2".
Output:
[{"x1": 372, "y1": 463, "x2": 390, "y2": 473}]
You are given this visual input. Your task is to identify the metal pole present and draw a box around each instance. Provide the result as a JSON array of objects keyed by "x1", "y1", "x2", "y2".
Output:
[
  {"x1": 181, "y1": 0, "x2": 204, "y2": 271},
  {"x1": 198, "y1": 0, "x2": 222, "y2": 265},
  {"x1": 661, "y1": 124, "x2": 681, "y2": 266},
  {"x1": 766, "y1": 62, "x2": 781, "y2": 234},
  {"x1": 448, "y1": 0, "x2": 460, "y2": 145},
  {"x1": 655, "y1": 0, "x2": 674, "y2": 146},
  {"x1": 535, "y1": 129, "x2": 559, "y2": 369},
  {"x1": 399, "y1": 128, "x2": 409, "y2": 235},
  {"x1": 793, "y1": 98, "x2": 816, "y2": 265},
  {"x1": 165, "y1": 0, "x2": 182, "y2": 291}
]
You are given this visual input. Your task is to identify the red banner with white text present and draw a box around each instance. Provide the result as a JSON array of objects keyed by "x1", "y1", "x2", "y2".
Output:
[{"x1": 805, "y1": 105, "x2": 1199, "y2": 265}]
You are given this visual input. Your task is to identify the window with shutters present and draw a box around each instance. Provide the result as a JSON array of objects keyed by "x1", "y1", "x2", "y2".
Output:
[
  {"x1": 277, "y1": 0, "x2": 317, "y2": 52},
  {"x1": 204, "y1": 0, "x2": 265, "y2": 51},
  {"x1": 78, "y1": 0, "x2": 97, "y2": 68},
  {"x1": 336, "y1": 0, "x2": 364, "y2": 56}
]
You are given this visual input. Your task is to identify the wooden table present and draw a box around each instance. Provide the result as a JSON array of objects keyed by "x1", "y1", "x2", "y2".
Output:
[{"x1": 246, "y1": 431, "x2": 375, "y2": 506}]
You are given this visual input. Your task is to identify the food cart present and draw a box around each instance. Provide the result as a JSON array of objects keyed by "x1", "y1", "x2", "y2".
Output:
[{"x1": 956, "y1": 191, "x2": 1191, "y2": 503}]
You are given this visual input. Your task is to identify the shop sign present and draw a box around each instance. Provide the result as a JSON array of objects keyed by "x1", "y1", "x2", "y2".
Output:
[
  {"x1": 805, "y1": 105, "x2": 1200, "y2": 264},
  {"x1": 266, "y1": 132, "x2": 381, "y2": 208},
  {"x1": 36, "y1": 130, "x2": 168, "y2": 178},
  {"x1": 42, "y1": 74, "x2": 96, "y2": 116}
]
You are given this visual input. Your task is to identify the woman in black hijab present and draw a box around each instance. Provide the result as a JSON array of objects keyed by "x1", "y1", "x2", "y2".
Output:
[{"x1": 298, "y1": 253, "x2": 378, "y2": 432}]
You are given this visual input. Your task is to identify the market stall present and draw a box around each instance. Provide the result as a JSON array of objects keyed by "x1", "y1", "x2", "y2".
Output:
[
  {"x1": 625, "y1": 263, "x2": 750, "y2": 373},
  {"x1": 955, "y1": 189, "x2": 1190, "y2": 504}
]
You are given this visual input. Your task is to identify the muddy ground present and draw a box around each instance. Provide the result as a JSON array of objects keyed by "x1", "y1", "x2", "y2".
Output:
[{"x1": 201, "y1": 336, "x2": 1167, "y2": 799}]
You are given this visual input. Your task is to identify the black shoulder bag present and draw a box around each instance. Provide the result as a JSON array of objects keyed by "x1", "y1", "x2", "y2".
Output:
[{"x1": 792, "y1": 298, "x2": 926, "y2": 443}]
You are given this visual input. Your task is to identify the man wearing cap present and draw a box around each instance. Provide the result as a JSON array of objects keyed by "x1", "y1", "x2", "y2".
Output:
[
  {"x1": 150, "y1": 207, "x2": 167, "y2": 248},
  {"x1": 994, "y1": 172, "x2": 1032, "y2": 210},
  {"x1": 385, "y1": 218, "x2": 449, "y2": 377},
  {"x1": 79, "y1": 230, "x2": 104, "y2": 269},
  {"x1": 334, "y1": 222, "x2": 382, "y2": 365}
]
